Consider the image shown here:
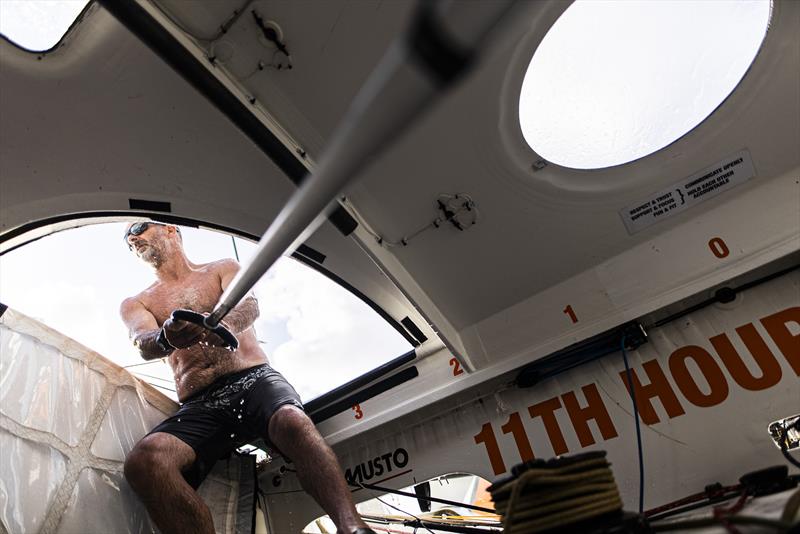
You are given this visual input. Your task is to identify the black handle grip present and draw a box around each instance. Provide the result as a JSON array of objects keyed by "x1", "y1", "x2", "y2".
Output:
[{"x1": 171, "y1": 309, "x2": 239, "y2": 351}]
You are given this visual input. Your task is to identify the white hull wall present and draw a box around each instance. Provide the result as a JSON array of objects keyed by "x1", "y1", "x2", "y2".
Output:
[{"x1": 262, "y1": 270, "x2": 799, "y2": 532}]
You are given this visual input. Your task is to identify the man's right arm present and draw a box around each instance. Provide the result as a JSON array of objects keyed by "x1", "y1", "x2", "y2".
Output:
[{"x1": 120, "y1": 297, "x2": 172, "y2": 360}]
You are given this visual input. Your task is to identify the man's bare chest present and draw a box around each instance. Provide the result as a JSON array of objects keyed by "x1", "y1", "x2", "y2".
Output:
[{"x1": 143, "y1": 274, "x2": 222, "y2": 325}]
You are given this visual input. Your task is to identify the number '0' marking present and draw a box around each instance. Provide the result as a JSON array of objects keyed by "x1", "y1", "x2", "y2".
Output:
[{"x1": 708, "y1": 237, "x2": 730, "y2": 258}]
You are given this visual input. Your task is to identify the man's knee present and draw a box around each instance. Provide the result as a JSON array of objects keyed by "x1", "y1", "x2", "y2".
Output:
[
  {"x1": 124, "y1": 433, "x2": 193, "y2": 491},
  {"x1": 125, "y1": 445, "x2": 157, "y2": 492},
  {"x1": 269, "y1": 405, "x2": 317, "y2": 441}
]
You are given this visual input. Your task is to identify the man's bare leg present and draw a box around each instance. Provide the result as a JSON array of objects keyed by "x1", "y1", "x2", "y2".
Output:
[
  {"x1": 268, "y1": 405, "x2": 369, "y2": 533},
  {"x1": 124, "y1": 432, "x2": 214, "y2": 534}
]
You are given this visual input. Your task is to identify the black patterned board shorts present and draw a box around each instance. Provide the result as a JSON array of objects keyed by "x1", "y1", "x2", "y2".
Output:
[{"x1": 148, "y1": 364, "x2": 304, "y2": 488}]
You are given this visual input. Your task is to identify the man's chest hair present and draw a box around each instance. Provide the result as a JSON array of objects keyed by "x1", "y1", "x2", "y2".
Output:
[{"x1": 145, "y1": 274, "x2": 222, "y2": 323}]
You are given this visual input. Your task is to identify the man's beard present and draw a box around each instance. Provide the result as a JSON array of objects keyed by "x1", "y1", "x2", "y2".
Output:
[{"x1": 139, "y1": 244, "x2": 164, "y2": 269}]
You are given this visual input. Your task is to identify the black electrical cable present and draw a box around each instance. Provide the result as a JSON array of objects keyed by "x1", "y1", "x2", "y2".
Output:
[
  {"x1": 401, "y1": 518, "x2": 502, "y2": 533},
  {"x1": 148, "y1": 382, "x2": 178, "y2": 393},
  {"x1": 153, "y1": 0, "x2": 256, "y2": 42},
  {"x1": 356, "y1": 481, "x2": 435, "y2": 534},
  {"x1": 123, "y1": 359, "x2": 163, "y2": 369},
  {"x1": 650, "y1": 515, "x2": 790, "y2": 531},
  {"x1": 354, "y1": 481, "x2": 495, "y2": 514},
  {"x1": 780, "y1": 420, "x2": 800, "y2": 469},
  {"x1": 621, "y1": 335, "x2": 645, "y2": 514},
  {"x1": 251, "y1": 10, "x2": 290, "y2": 58},
  {"x1": 646, "y1": 485, "x2": 743, "y2": 522},
  {"x1": 231, "y1": 235, "x2": 241, "y2": 262},
  {"x1": 651, "y1": 264, "x2": 798, "y2": 328},
  {"x1": 130, "y1": 371, "x2": 176, "y2": 383}
]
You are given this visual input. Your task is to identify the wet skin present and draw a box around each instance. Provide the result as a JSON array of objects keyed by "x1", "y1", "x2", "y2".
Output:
[
  {"x1": 136, "y1": 264, "x2": 266, "y2": 400},
  {"x1": 120, "y1": 223, "x2": 370, "y2": 534},
  {"x1": 121, "y1": 224, "x2": 267, "y2": 401}
]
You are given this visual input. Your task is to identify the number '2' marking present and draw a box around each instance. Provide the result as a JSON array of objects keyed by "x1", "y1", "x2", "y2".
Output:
[{"x1": 450, "y1": 357, "x2": 464, "y2": 376}]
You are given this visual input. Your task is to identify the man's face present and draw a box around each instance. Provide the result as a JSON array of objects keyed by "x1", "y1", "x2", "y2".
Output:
[{"x1": 124, "y1": 222, "x2": 171, "y2": 267}]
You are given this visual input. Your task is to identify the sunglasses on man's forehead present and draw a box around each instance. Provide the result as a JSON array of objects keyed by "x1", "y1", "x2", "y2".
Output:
[{"x1": 123, "y1": 222, "x2": 179, "y2": 249}]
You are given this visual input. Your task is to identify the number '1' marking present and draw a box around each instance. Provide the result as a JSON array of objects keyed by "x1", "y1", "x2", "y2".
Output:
[
  {"x1": 473, "y1": 423, "x2": 506, "y2": 475},
  {"x1": 564, "y1": 305, "x2": 578, "y2": 324},
  {"x1": 501, "y1": 412, "x2": 535, "y2": 462}
]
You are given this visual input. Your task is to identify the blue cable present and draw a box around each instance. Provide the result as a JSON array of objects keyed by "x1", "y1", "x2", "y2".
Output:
[{"x1": 621, "y1": 335, "x2": 645, "y2": 514}]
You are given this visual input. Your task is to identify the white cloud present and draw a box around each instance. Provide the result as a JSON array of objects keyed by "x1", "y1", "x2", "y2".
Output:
[{"x1": 251, "y1": 258, "x2": 411, "y2": 401}]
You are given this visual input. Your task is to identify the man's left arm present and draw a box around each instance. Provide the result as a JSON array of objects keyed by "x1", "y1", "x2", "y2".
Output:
[{"x1": 217, "y1": 259, "x2": 260, "y2": 334}]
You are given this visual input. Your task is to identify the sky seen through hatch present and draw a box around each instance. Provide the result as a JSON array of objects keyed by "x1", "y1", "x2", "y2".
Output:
[{"x1": 0, "y1": 223, "x2": 412, "y2": 402}]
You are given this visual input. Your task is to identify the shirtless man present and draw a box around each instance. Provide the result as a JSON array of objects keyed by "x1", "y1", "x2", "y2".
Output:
[{"x1": 120, "y1": 221, "x2": 373, "y2": 534}]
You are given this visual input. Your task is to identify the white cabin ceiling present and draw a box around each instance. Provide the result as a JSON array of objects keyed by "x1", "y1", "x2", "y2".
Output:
[
  {"x1": 0, "y1": 4, "x2": 296, "y2": 236},
  {"x1": 1, "y1": 0, "x2": 798, "y2": 373}
]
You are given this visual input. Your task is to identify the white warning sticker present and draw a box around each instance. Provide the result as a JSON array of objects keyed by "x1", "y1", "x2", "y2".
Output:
[{"x1": 620, "y1": 149, "x2": 755, "y2": 234}]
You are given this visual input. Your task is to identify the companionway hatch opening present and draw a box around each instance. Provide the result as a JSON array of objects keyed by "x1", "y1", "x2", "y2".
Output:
[{"x1": 0, "y1": 222, "x2": 412, "y2": 402}]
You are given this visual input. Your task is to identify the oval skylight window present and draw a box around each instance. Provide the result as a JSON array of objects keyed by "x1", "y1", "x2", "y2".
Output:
[
  {"x1": 519, "y1": 0, "x2": 771, "y2": 170},
  {"x1": 0, "y1": 0, "x2": 91, "y2": 52}
]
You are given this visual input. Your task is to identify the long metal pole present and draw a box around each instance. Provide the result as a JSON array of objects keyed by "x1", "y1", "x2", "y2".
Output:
[{"x1": 204, "y1": 1, "x2": 516, "y2": 327}]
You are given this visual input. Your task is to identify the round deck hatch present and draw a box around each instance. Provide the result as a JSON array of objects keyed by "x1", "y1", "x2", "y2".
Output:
[{"x1": 519, "y1": 0, "x2": 771, "y2": 170}]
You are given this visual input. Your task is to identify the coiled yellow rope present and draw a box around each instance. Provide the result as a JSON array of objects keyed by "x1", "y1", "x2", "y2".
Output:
[{"x1": 488, "y1": 451, "x2": 623, "y2": 533}]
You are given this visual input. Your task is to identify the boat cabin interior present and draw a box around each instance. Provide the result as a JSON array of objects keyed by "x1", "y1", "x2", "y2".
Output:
[{"x1": 1, "y1": 0, "x2": 798, "y2": 532}]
